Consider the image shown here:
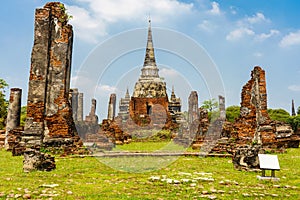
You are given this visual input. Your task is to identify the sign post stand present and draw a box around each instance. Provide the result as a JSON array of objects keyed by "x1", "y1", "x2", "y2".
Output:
[{"x1": 257, "y1": 154, "x2": 280, "y2": 181}]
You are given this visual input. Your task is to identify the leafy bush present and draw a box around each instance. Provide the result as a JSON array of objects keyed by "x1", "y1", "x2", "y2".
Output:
[
  {"x1": 226, "y1": 105, "x2": 240, "y2": 123},
  {"x1": 268, "y1": 108, "x2": 290, "y2": 123},
  {"x1": 287, "y1": 115, "x2": 300, "y2": 132}
]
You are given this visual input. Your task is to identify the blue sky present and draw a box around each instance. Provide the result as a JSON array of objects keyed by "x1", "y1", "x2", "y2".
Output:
[{"x1": 1, "y1": 0, "x2": 300, "y2": 120}]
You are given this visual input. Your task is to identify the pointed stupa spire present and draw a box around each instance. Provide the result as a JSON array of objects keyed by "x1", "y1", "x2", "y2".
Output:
[
  {"x1": 140, "y1": 19, "x2": 159, "y2": 79},
  {"x1": 125, "y1": 88, "x2": 130, "y2": 99},
  {"x1": 143, "y1": 19, "x2": 156, "y2": 67},
  {"x1": 292, "y1": 99, "x2": 296, "y2": 116},
  {"x1": 170, "y1": 85, "x2": 176, "y2": 101}
]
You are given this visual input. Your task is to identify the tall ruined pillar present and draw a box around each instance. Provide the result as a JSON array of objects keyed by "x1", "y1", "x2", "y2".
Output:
[
  {"x1": 234, "y1": 66, "x2": 272, "y2": 145},
  {"x1": 77, "y1": 93, "x2": 83, "y2": 121},
  {"x1": 188, "y1": 91, "x2": 199, "y2": 124},
  {"x1": 219, "y1": 95, "x2": 226, "y2": 120},
  {"x1": 292, "y1": 99, "x2": 296, "y2": 116},
  {"x1": 4, "y1": 88, "x2": 22, "y2": 149},
  {"x1": 70, "y1": 89, "x2": 79, "y2": 121},
  {"x1": 107, "y1": 93, "x2": 116, "y2": 120},
  {"x1": 85, "y1": 99, "x2": 98, "y2": 124},
  {"x1": 23, "y1": 5, "x2": 52, "y2": 145},
  {"x1": 24, "y1": 2, "x2": 81, "y2": 149}
]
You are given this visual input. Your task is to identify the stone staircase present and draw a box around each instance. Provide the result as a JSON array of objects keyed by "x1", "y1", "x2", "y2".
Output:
[{"x1": 199, "y1": 119, "x2": 224, "y2": 155}]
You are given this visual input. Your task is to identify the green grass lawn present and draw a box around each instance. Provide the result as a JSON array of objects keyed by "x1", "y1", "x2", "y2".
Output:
[
  {"x1": 0, "y1": 146, "x2": 299, "y2": 199},
  {"x1": 113, "y1": 141, "x2": 188, "y2": 152}
]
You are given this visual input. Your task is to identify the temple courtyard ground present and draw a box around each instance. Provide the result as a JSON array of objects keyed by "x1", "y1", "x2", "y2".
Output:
[{"x1": 0, "y1": 143, "x2": 299, "y2": 199}]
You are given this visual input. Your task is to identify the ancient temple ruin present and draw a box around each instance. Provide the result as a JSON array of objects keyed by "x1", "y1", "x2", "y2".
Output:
[
  {"x1": 292, "y1": 99, "x2": 296, "y2": 116},
  {"x1": 85, "y1": 99, "x2": 98, "y2": 124},
  {"x1": 70, "y1": 88, "x2": 84, "y2": 122},
  {"x1": 17, "y1": 2, "x2": 81, "y2": 153},
  {"x1": 232, "y1": 66, "x2": 299, "y2": 147},
  {"x1": 182, "y1": 66, "x2": 300, "y2": 155},
  {"x1": 233, "y1": 66, "x2": 272, "y2": 144},
  {"x1": 118, "y1": 89, "x2": 131, "y2": 122},
  {"x1": 129, "y1": 20, "x2": 171, "y2": 126},
  {"x1": 168, "y1": 86, "x2": 182, "y2": 123},
  {"x1": 90, "y1": 20, "x2": 183, "y2": 145},
  {"x1": 188, "y1": 91, "x2": 199, "y2": 124},
  {"x1": 107, "y1": 94, "x2": 116, "y2": 120},
  {"x1": 111, "y1": 20, "x2": 182, "y2": 130},
  {"x1": 219, "y1": 95, "x2": 226, "y2": 120}
]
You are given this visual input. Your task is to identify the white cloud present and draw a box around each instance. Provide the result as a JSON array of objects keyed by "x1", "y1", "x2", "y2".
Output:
[
  {"x1": 208, "y1": 1, "x2": 221, "y2": 15},
  {"x1": 226, "y1": 27, "x2": 255, "y2": 41},
  {"x1": 288, "y1": 85, "x2": 300, "y2": 92},
  {"x1": 67, "y1": 5, "x2": 107, "y2": 43},
  {"x1": 160, "y1": 68, "x2": 179, "y2": 78},
  {"x1": 67, "y1": 0, "x2": 194, "y2": 43},
  {"x1": 255, "y1": 29, "x2": 279, "y2": 41},
  {"x1": 226, "y1": 12, "x2": 275, "y2": 42},
  {"x1": 279, "y1": 30, "x2": 300, "y2": 47},
  {"x1": 246, "y1": 12, "x2": 269, "y2": 24},
  {"x1": 198, "y1": 20, "x2": 216, "y2": 32},
  {"x1": 96, "y1": 84, "x2": 117, "y2": 94},
  {"x1": 71, "y1": 74, "x2": 94, "y2": 88}
]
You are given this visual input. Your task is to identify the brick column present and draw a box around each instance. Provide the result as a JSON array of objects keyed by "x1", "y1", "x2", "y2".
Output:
[{"x1": 5, "y1": 88, "x2": 22, "y2": 149}]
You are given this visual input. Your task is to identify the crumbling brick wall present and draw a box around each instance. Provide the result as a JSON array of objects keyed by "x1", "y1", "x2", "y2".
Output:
[
  {"x1": 233, "y1": 66, "x2": 274, "y2": 145},
  {"x1": 23, "y1": 2, "x2": 81, "y2": 151}
]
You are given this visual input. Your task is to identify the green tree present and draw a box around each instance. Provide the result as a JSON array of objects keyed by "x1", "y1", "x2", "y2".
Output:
[
  {"x1": 0, "y1": 78, "x2": 8, "y2": 129},
  {"x1": 297, "y1": 106, "x2": 300, "y2": 115},
  {"x1": 201, "y1": 98, "x2": 218, "y2": 112},
  {"x1": 268, "y1": 108, "x2": 290, "y2": 123},
  {"x1": 287, "y1": 115, "x2": 300, "y2": 132},
  {"x1": 226, "y1": 105, "x2": 240, "y2": 123}
]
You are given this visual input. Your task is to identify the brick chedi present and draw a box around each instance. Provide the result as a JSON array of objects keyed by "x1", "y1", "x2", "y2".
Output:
[
  {"x1": 168, "y1": 86, "x2": 182, "y2": 123},
  {"x1": 22, "y1": 2, "x2": 81, "y2": 151},
  {"x1": 129, "y1": 20, "x2": 170, "y2": 126}
]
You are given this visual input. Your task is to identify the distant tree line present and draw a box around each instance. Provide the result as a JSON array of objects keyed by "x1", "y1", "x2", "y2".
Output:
[{"x1": 201, "y1": 98, "x2": 300, "y2": 132}]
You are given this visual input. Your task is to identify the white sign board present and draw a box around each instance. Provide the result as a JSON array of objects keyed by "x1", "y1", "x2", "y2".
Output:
[{"x1": 258, "y1": 154, "x2": 280, "y2": 170}]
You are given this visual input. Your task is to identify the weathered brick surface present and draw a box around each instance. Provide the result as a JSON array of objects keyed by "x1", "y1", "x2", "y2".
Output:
[
  {"x1": 189, "y1": 66, "x2": 299, "y2": 155},
  {"x1": 107, "y1": 94, "x2": 116, "y2": 120},
  {"x1": 188, "y1": 91, "x2": 199, "y2": 125},
  {"x1": 23, "y1": 148, "x2": 56, "y2": 172},
  {"x1": 221, "y1": 66, "x2": 299, "y2": 152},
  {"x1": 22, "y1": 2, "x2": 81, "y2": 152},
  {"x1": 99, "y1": 119, "x2": 132, "y2": 145},
  {"x1": 85, "y1": 98, "x2": 98, "y2": 124},
  {"x1": 129, "y1": 97, "x2": 170, "y2": 126},
  {"x1": 233, "y1": 66, "x2": 272, "y2": 144},
  {"x1": 5, "y1": 88, "x2": 22, "y2": 149}
]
